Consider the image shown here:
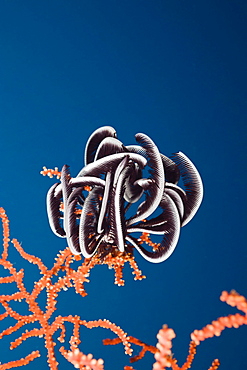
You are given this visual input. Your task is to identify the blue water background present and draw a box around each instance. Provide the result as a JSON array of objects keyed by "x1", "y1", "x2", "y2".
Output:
[{"x1": 0, "y1": 1, "x2": 246, "y2": 369}]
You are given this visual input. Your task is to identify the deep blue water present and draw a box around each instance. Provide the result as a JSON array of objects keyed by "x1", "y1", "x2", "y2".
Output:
[{"x1": 0, "y1": 1, "x2": 246, "y2": 369}]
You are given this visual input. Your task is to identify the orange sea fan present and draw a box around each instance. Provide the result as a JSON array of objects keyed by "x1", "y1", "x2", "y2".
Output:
[
  {"x1": 0, "y1": 207, "x2": 133, "y2": 369},
  {"x1": 0, "y1": 206, "x2": 246, "y2": 369}
]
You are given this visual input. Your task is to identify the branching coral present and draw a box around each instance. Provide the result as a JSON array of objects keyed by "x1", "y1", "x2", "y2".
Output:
[{"x1": 0, "y1": 206, "x2": 246, "y2": 369}]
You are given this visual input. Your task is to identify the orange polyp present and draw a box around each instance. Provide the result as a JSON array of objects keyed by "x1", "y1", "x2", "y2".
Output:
[{"x1": 40, "y1": 167, "x2": 61, "y2": 179}]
